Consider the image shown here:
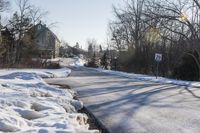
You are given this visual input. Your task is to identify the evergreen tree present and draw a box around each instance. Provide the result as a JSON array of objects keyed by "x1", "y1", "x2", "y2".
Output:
[
  {"x1": 101, "y1": 50, "x2": 109, "y2": 69},
  {"x1": 87, "y1": 53, "x2": 99, "y2": 68},
  {"x1": 0, "y1": 41, "x2": 6, "y2": 59},
  {"x1": 8, "y1": 0, "x2": 46, "y2": 63},
  {"x1": 8, "y1": 11, "x2": 33, "y2": 63}
]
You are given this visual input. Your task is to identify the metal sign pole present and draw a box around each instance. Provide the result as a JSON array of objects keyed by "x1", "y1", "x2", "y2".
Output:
[
  {"x1": 156, "y1": 61, "x2": 159, "y2": 79},
  {"x1": 155, "y1": 53, "x2": 162, "y2": 79}
]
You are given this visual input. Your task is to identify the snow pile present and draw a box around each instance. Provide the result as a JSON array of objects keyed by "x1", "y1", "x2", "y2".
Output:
[
  {"x1": 0, "y1": 68, "x2": 71, "y2": 78},
  {"x1": 32, "y1": 58, "x2": 61, "y2": 63},
  {"x1": 0, "y1": 70, "x2": 98, "y2": 133},
  {"x1": 95, "y1": 68, "x2": 200, "y2": 87},
  {"x1": 70, "y1": 57, "x2": 86, "y2": 67},
  {"x1": 45, "y1": 58, "x2": 61, "y2": 62}
]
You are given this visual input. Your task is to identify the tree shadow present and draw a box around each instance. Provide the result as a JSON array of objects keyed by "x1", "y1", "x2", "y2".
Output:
[
  {"x1": 77, "y1": 83, "x2": 162, "y2": 99},
  {"x1": 184, "y1": 86, "x2": 200, "y2": 99}
]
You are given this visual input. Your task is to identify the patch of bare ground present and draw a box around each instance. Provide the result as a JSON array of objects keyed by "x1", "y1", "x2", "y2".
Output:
[{"x1": 78, "y1": 107, "x2": 109, "y2": 133}]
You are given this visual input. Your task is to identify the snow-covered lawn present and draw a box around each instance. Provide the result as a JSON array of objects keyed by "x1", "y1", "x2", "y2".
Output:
[{"x1": 0, "y1": 68, "x2": 98, "y2": 133}]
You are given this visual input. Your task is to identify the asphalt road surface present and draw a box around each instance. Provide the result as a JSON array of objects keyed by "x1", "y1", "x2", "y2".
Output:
[{"x1": 45, "y1": 66, "x2": 200, "y2": 133}]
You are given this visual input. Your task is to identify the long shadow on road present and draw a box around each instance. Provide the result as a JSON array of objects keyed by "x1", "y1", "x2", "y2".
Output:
[{"x1": 46, "y1": 67, "x2": 200, "y2": 133}]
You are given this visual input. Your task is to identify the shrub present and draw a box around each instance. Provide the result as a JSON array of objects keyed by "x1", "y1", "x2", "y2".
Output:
[{"x1": 173, "y1": 51, "x2": 199, "y2": 81}]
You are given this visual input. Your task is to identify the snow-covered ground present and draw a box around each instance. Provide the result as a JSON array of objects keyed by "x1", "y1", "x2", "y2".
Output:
[
  {"x1": 0, "y1": 68, "x2": 98, "y2": 133},
  {"x1": 93, "y1": 68, "x2": 200, "y2": 88},
  {"x1": 0, "y1": 68, "x2": 71, "y2": 78},
  {"x1": 60, "y1": 57, "x2": 200, "y2": 87},
  {"x1": 69, "y1": 57, "x2": 86, "y2": 67},
  {"x1": 58, "y1": 57, "x2": 85, "y2": 67}
]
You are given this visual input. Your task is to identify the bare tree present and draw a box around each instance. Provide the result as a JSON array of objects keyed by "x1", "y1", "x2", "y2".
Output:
[
  {"x1": 29, "y1": 6, "x2": 48, "y2": 25},
  {"x1": 109, "y1": 0, "x2": 200, "y2": 79},
  {"x1": 87, "y1": 38, "x2": 99, "y2": 53},
  {"x1": 144, "y1": 0, "x2": 200, "y2": 79},
  {"x1": 0, "y1": 0, "x2": 9, "y2": 12},
  {"x1": 8, "y1": 0, "x2": 47, "y2": 63},
  {"x1": 111, "y1": 0, "x2": 147, "y2": 51}
]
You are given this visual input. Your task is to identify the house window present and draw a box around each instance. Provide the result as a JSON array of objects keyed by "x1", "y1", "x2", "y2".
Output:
[
  {"x1": 38, "y1": 25, "x2": 41, "y2": 30},
  {"x1": 47, "y1": 31, "x2": 50, "y2": 36}
]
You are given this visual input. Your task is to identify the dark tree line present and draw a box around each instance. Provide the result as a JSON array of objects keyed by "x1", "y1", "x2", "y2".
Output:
[{"x1": 108, "y1": 0, "x2": 200, "y2": 81}]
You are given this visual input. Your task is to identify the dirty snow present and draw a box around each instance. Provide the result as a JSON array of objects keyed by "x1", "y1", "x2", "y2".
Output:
[{"x1": 0, "y1": 69, "x2": 98, "y2": 133}]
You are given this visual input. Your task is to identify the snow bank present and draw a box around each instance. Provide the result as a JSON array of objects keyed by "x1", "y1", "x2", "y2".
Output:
[
  {"x1": 32, "y1": 58, "x2": 61, "y2": 62},
  {"x1": 45, "y1": 58, "x2": 61, "y2": 62},
  {"x1": 70, "y1": 57, "x2": 86, "y2": 67},
  {"x1": 0, "y1": 67, "x2": 71, "y2": 78},
  {"x1": 95, "y1": 68, "x2": 200, "y2": 87},
  {"x1": 0, "y1": 69, "x2": 98, "y2": 133}
]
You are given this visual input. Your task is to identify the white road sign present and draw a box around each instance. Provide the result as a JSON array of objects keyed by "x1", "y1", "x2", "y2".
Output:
[{"x1": 155, "y1": 53, "x2": 162, "y2": 62}]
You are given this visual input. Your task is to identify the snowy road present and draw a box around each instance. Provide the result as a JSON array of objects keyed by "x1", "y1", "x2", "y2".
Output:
[{"x1": 45, "y1": 67, "x2": 200, "y2": 133}]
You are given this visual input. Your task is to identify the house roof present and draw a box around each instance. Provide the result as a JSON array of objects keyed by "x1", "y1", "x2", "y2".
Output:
[{"x1": 29, "y1": 23, "x2": 61, "y2": 43}]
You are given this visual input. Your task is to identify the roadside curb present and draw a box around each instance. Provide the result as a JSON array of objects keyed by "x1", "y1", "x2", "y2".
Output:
[
  {"x1": 81, "y1": 106, "x2": 110, "y2": 133},
  {"x1": 49, "y1": 81, "x2": 110, "y2": 133},
  {"x1": 73, "y1": 94, "x2": 110, "y2": 133}
]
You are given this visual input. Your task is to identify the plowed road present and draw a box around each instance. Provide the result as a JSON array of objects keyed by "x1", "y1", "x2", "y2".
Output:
[{"x1": 45, "y1": 66, "x2": 200, "y2": 133}]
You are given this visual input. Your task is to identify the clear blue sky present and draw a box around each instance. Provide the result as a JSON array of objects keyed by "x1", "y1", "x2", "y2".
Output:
[{"x1": 10, "y1": 0, "x2": 123, "y2": 48}]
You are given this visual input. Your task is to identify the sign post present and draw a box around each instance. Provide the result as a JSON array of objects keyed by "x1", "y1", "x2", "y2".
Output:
[{"x1": 155, "y1": 53, "x2": 162, "y2": 79}]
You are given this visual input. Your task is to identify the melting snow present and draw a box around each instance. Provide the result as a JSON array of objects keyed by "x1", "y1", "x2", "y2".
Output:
[{"x1": 0, "y1": 68, "x2": 98, "y2": 133}]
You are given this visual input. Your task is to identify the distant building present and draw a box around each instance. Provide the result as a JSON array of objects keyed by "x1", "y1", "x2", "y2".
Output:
[
  {"x1": 23, "y1": 22, "x2": 60, "y2": 59},
  {"x1": 59, "y1": 44, "x2": 87, "y2": 58},
  {"x1": 0, "y1": 27, "x2": 15, "y2": 64}
]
